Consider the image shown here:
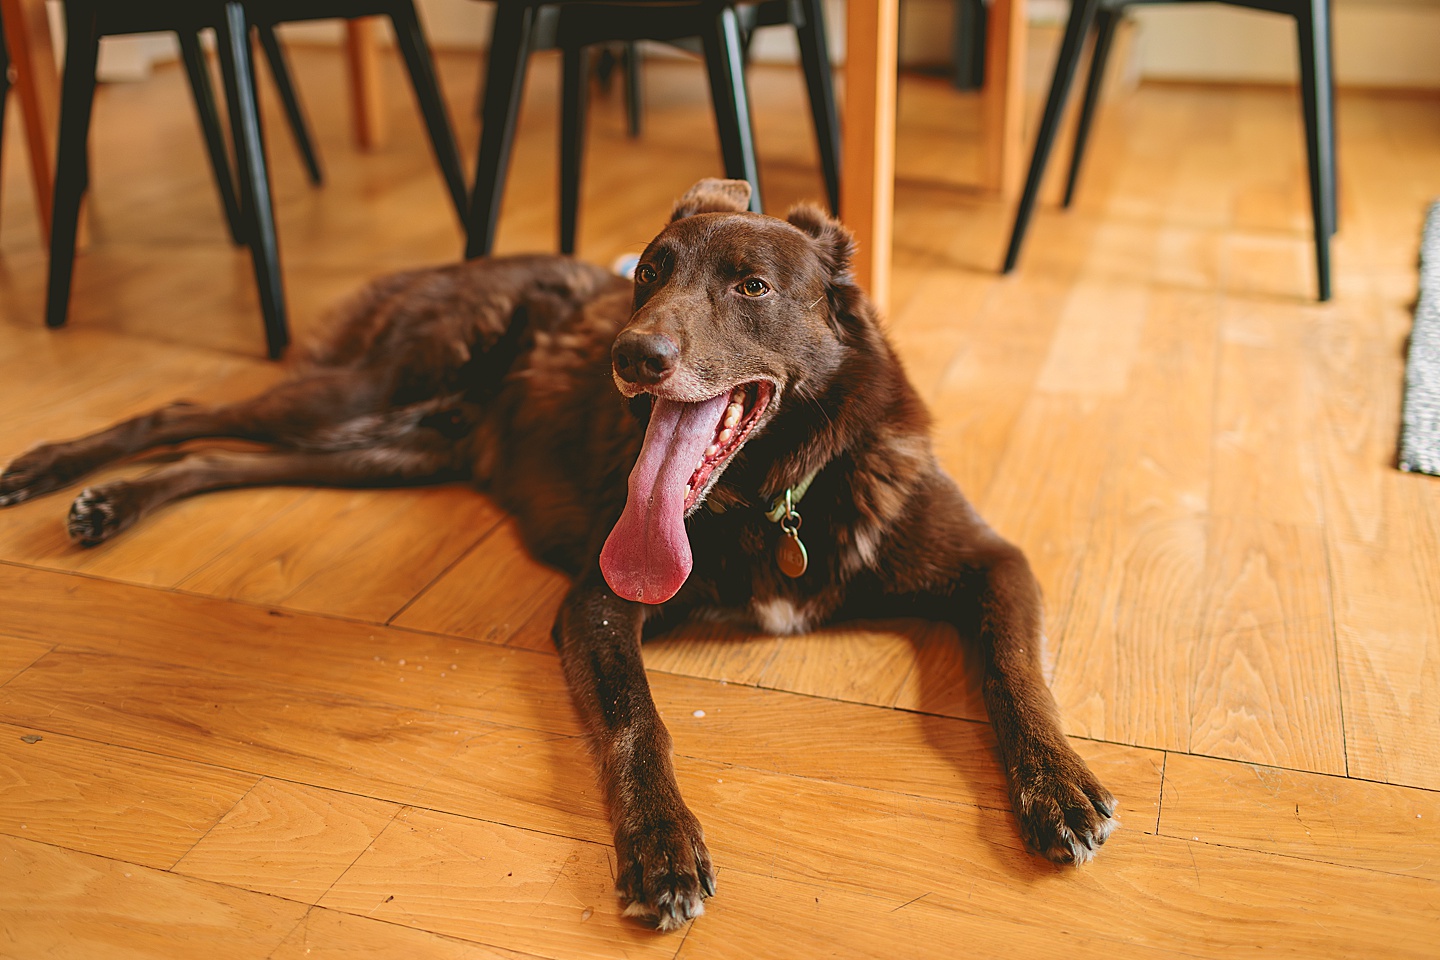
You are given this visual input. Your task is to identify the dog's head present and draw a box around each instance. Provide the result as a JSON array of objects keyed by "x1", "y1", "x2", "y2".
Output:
[{"x1": 601, "y1": 179, "x2": 872, "y2": 603}]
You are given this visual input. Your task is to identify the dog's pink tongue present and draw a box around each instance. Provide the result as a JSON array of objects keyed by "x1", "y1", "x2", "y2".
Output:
[{"x1": 601, "y1": 393, "x2": 729, "y2": 603}]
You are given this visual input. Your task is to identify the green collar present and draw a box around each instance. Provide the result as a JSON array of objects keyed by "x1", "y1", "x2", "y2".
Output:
[
  {"x1": 704, "y1": 466, "x2": 822, "y2": 520},
  {"x1": 764, "y1": 468, "x2": 820, "y2": 523}
]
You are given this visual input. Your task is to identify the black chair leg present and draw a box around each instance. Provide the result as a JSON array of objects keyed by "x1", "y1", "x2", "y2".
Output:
[
  {"x1": 464, "y1": 1, "x2": 535, "y2": 259},
  {"x1": 45, "y1": 2, "x2": 102, "y2": 330},
  {"x1": 178, "y1": 31, "x2": 245, "y2": 244},
  {"x1": 795, "y1": 0, "x2": 841, "y2": 214},
  {"x1": 700, "y1": 5, "x2": 762, "y2": 212},
  {"x1": 1062, "y1": 6, "x2": 1120, "y2": 209},
  {"x1": 624, "y1": 41, "x2": 643, "y2": 139},
  {"x1": 559, "y1": 43, "x2": 589, "y2": 255},
  {"x1": 1296, "y1": 0, "x2": 1335, "y2": 301},
  {"x1": 1002, "y1": 0, "x2": 1102, "y2": 273},
  {"x1": 216, "y1": 1, "x2": 288, "y2": 358},
  {"x1": 388, "y1": 1, "x2": 468, "y2": 224},
  {"x1": 256, "y1": 23, "x2": 324, "y2": 186}
]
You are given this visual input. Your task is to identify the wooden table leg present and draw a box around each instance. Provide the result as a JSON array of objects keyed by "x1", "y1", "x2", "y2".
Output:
[
  {"x1": 841, "y1": 0, "x2": 899, "y2": 313},
  {"x1": 344, "y1": 17, "x2": 387, "y2": 150},
  {"x1": 982, "y1": 0, "x2": 1027, "y2": 200},
  {"x1": 3, "y1": 0, "x2": 60, "y2": 242}
]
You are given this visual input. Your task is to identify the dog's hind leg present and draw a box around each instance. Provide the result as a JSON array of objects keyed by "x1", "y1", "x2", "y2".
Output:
[
  {"x1": 65, "y1": 444, "x2": 456, "y2": 545},
  {"x1": 1, "y1": 373, "x2": 388, "y2": 507},
  {"x1": 552, "y1": 571, "x2": 715, "y2": 931}
]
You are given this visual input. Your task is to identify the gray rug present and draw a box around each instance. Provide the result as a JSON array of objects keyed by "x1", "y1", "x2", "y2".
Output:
[{"x1": 1399, "y1": 201, "x2": 1440, "y2": 476}]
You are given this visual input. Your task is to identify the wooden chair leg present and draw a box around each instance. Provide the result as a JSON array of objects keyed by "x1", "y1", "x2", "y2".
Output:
[
  {"x1": 1062, "y1": 6, "x2": 1120, "y2": 209},
  {"x1": 44, "y1": 1, "x2": 101, "y2": 330},
  {"x1": 464, "y1": 1, "x2": 535, "y2": 259},
  {"x1": 1001, "y1": 0, "x2": 1102, "y2": 273},
  {"x1": 1296, "y1": 0, "x2": 1335, "y2": 301},
  {"x1": 795, "y1": 0, "x2": 841, "y2": 214},
  {"x1": 216, "y1": 1, "x2": 289, "y2": 358},
  {"x1": 700, "y1": 5, "x2": 762, "y2": 212},
  {"x1": 387, "y1": 0, "x2": 468, "y2": 224},
  {"x1": 0, "y1": 11, "x2": 10, "y2": 220},
  {"x1": 559, "y1": 43, "x2": 589, "y2": 255},
  {"x1": 257, "y1": 23, "x2": 324, "y2": 185},
  {"x1": 178, "y1": 31, "x2": 245, "y2": 244}
]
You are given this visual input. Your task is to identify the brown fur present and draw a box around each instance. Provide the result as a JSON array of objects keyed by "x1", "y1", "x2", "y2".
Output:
[{"x1": 1, "y1": 180, "x2": 1116, "y2": 931}]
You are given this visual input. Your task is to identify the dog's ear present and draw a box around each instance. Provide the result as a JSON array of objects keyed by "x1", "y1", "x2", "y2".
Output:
[
  {"x1": 785, "y1": 203, "x2": 856, "y2": 276},
  {"x1": 786, "y1": 203, "x2": 874, "y2": 342},
  {"x1": 670, "y1": 178, "x2": 753, "y2": 221}
]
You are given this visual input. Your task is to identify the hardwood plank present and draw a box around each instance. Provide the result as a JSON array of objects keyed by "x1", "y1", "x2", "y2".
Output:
[
  {"x1": 1191, "y1": 519, "x2": 1345, "y2": 774},
  {"x1": 282, "y1": 487, "x2": 505, "y2": 621},
  {"x1": 0, "y1": 635, "x2": 51, "y2": 686},
  {"x1": 1051, "y1": 288, "x2": 1217, "y2": 751},
  {"x1": 754, "y1": 623, "x2": 921, "y2": 709},
  {"x1": 394, "y1": 519, "x2": 573, "y2": 642},
  {"x1": 175, "y1": 485, "x2": 500, "y2": 620},
  {"x1": 1210, "y1": 299, "x2": 1324, "y2": 525},
  {"x1": 319, "y1": 807, "x2": 680, "y2": 959},
  {"x1": 974, "y1": 393, "x2": 1115, "y2": 652},
  {"x1": 675, "y1": 757, "x2": 1440, "y2": 959},
  {"x1": 677, "y1": 867, "x2": 1176, "y2": 960},
  {"x1": 907, "y1": 272, "x2": 1066, "y2": 505},
  {"x1": 1312, "y1": 285, "x2": 1440, "y2": 791},
  {"x1": 404, "y1": 692, "x2": 1164, "y2": 847},
  {"x1": 271, "y1": 906, "x2": 537, "y2": 960},
  {"x1": 0, "y1": 563, "x2": 585, "y2": 737},
  {"x1": 173, "y1": 778, "x2": 400, "y2": 903},
  {"x1": 1158, "y1": 753, "x2": 1440, "y2": 881},
  {"x1": 1329, "y1": 507, "x2": 1440, "y2": 791},
  {"x1": 1033, "y1": 281, "x2": 1148, "y2": 397},
  {"x1": 641, "y1": 621, "x2": 786, "y2": 687},
  {"x1": 0, "y1": 649, "x2": 491, "y2": 802},
  {"x1": 0, "y1": 833, "x2": 309, "y2": 959},
  {"x1": 0, "y1": 721, "x2": 255, "y2": 868}
]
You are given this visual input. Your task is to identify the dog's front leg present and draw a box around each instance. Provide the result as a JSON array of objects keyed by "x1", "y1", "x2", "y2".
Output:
[
  {"x1": 553, "y1": 573, "x2": 714, "y2": 931},
  {"x1": 964, "y1": 542, "x2": 1119, "y2": 864}
]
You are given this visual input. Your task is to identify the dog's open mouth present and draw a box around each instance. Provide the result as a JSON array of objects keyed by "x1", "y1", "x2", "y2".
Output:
[
  {"x1": 682, "y1": 381, "x2": 770, "y2": 512},
  {"x1": 600, "y1": 380, "x2": 774, "y2": 604}
]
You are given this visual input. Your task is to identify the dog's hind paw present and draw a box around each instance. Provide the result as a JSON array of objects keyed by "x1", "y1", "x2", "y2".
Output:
[
  {"x1": 67, "y1": 486, "x2": 137, "y2": 546},
  {"x1": 614, "y1": 813, "x2": 715, "y2": 932},
  {"x1": 1010, "y1": 747, "x2": 1119, "y2": 866}
]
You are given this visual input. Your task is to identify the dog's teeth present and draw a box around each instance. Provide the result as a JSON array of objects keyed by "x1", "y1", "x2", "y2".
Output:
[
  {"x1": 723, "y1": 405, "x2": 741, "y2": 428},
  {"x1": 730, "y1": 386, "x2": 746, "y2": 402},
  {"x1": 705, "y1": 444, "x2": 720, "y2": 458},
  {"x1": 717, "y1": 428, "x2": 734, "y2": 444}
]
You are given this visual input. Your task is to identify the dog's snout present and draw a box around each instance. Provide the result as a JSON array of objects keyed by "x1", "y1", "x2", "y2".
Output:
[{"x1": 613, "y1": 331, "x2": 679, "y2": 386}]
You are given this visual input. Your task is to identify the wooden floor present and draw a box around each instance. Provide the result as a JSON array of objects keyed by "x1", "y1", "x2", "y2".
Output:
[{"x1": 2, "y1": 42, "x2": 1439, "y2": 959}]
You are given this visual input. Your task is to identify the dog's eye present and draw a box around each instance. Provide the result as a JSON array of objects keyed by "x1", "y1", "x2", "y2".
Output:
[
  {"x1": 634, "y1": 263, "x2": 657, "y2": 284},
  {"x1": 739, "y1": 278, "x2": 770, "y2": 298}
]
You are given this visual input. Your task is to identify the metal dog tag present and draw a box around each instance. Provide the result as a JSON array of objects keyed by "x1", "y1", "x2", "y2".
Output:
[{"x1": 776, "y1": 516, "x2": 808, "y2": 578}]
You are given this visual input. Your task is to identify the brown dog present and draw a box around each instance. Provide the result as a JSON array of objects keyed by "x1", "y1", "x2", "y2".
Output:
[{"x1": 1, "y1": 179, "x2": 1116, "y2": 930}]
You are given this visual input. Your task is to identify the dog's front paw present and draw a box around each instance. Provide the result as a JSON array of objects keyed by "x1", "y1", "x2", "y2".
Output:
[
  {"x1": 614, "y1": 812, "x2": 715, "y2": 932},
  {"x1": 0, "y1": 447, "x2": 72, "y2": 506},
  {"x1": 67, "y1": 486, "x2": 139, "y2": 546},
  {"x1": 1009, "y1": 747, "x2": 1118, "y2": 865}
]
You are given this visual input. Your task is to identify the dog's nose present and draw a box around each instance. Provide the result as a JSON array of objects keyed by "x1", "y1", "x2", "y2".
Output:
[{"x1": 612, "y1": 331, "x2": 679, "y2": 385}]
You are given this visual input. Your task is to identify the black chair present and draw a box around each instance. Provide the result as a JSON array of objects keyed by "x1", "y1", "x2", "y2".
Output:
[
  {"x1": 1002, "y1": 0, "x2": 1337, "y2": 301},
  {"x1": 465, "y1": 0, "x2": 840, "y2": 258},
  {"x1": 46, "y1": 0, "x2": 467, "y2": 359}
]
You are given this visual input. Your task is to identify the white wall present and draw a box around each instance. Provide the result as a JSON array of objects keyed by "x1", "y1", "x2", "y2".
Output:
[
  {"x1": 1129, "y1": 0, "x2": 1440, "y2": 88},
  {"x1": 883, "y1": 0, "x2": 1440, "y2": 89},
  {"x1": 84, "y1": 0, "x2": 1440, "y2": 90}
]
